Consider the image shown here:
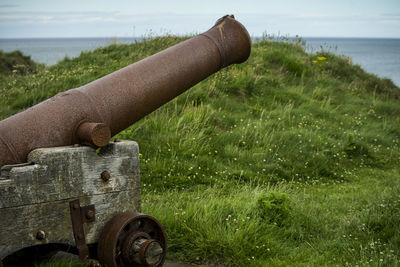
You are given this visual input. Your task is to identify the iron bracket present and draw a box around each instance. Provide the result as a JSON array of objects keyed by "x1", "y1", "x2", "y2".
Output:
[{"x1": 69, "y1": 199, "x2": 96, "y2": 260}]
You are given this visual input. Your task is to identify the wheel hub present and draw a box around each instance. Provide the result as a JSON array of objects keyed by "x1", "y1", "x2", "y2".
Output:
[{"x1": 98, "y1": 212, "x2": 167, "y2": 267}]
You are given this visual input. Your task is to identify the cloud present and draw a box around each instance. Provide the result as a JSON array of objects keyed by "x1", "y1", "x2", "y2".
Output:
[
  {"x1": 2, "y1": 10, "x2": 398, "y2": 26},
  {"x1": 0, "y1": 4, "x2": 19, "y2": 8},
  {"x1": 0, "y1": 10, "x2": 399, "y2": 38},
  {"x1": 0, "y1": 11, "x2": 120, "y2": 24},
  {"x1": 381, "y1": 13, "x2": 400, "y2": 18}
]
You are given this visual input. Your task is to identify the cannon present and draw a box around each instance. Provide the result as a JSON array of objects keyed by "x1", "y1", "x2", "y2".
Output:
[{"x1": 0, "y1": 15, "x2": 251, "y2": 266}]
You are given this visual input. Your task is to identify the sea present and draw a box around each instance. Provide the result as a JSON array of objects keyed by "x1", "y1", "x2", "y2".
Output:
[
  {"x1": 0, "y1": 37, "x2": 399, "y2": 86},
  {"x1": 304, "y1": 38, "x2": 400, "y2": 87}
]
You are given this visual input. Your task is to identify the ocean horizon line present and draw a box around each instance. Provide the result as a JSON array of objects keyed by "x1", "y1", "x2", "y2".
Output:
[
  {"x1": 0, "y1": 36, "x2": 399, "y2": 86},
  {"x1": 1, "y1": 36, "x2": 400, "y2": 40}
]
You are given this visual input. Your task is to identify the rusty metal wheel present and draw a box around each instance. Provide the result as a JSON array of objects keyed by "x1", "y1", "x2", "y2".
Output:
[{"x1": 98, "y1": 212, "x2": 167, "y2": 267}]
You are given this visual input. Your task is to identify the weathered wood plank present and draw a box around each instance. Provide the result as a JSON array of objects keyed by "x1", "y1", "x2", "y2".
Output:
[
  {"x1": 0, "y1": 141, "x2": 141, "y2": 259},
  {"x1": 0, "y1": 190, "x2": 140, "y2": 258},
  {"x1": 0, "y1": 141, "x2": 140, "y2": 208}
]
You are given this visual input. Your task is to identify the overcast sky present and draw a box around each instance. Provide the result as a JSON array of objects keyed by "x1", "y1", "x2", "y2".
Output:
[{"x1": 0, "y1": 0, "x2": 399, "y2": 38}]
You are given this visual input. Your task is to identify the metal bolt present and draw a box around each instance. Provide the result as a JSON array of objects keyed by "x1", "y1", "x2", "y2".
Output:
[
  {"x1": 86, "y1": 209, "x2": 95, "y2": 220},
  {"x1": 114, "y1": 138, "x2": 121, "y2": 143},
  {"x1": 36, "y1": 230, "x2": 46, "y2": 240},
  {"x1": 101, "y1": 170, "x2": 110, "y2": 182}
]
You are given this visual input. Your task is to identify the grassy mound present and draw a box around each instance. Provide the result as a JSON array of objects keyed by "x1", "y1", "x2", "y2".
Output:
[
  {"x1": 1, "y1": 36, "x2": 399, "y2": 266},
  {"x1": 0, "y1": 50, "x2": 42, "y2": 76}
]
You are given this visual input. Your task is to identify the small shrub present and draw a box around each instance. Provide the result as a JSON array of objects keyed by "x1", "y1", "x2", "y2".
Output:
[
  {"x1": 0, "y1": 50, "x2": 42, "y2": 75},
  {"x1": 342, "y1": 132, "x2": 371, "y2": 158},
  {"x1": 256, "y1": 191, "x2": 292, "y2": 225},
  {"x1": 263, "y1": 50, "x2": 310, "y2": 77},
  {"x1": 225, "y1": 69, "x2": 256, "y2": 96}
]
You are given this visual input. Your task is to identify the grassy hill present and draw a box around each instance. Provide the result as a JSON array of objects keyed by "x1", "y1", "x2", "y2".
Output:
[
  {"x1": 0, "y1": 50, "x2": 42, "y2": 76},
  {"x1": 1, "y1": 36, "x2": 400, "y2": 266}
]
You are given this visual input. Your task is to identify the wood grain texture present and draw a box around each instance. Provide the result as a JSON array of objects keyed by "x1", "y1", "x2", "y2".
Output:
[{"x1": 0, "y1": 141, "x2": 141, "y2": 259}]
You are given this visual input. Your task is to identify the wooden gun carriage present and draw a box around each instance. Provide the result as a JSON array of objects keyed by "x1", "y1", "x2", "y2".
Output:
[{"x1": 0, "y1": 15, "x2": 251, "y2": 266}]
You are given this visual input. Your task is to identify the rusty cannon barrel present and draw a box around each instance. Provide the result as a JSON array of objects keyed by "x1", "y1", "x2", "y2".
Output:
[{"x1": 0, "y1": 15, "x2": 251, "y2": 168}]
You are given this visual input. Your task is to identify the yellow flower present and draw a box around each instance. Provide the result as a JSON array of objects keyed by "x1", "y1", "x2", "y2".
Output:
[
  {"x1": 317, "y1": 56, "x2": 327, "y2": 61},
  {"x1": 312, "y1": 60, "x2": 318, "y2": 63},
  {"x1": 139, "y1": 153, "x2": 143, "y2": 158}
]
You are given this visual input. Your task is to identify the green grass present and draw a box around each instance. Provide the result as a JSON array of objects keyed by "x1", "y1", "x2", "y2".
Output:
[
  {"x1": 0, "y1": 50, "x2": 43, "y2": 75},
  {"x1": 35, "y1": 259, "x2": 83, "y2": 267},
  {"x1": 1, "y1": 35, "x2": 400, "y2": 266}
]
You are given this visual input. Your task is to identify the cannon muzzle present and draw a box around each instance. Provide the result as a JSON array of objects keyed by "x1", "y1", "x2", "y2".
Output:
[{"x1": 0, "y1": 15, "x2": 251, "y2": 167}]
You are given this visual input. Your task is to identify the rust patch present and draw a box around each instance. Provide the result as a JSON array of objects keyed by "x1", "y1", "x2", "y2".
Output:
[{"x1": 218, "y1": 19, "x2": 226, "y2": 40}]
